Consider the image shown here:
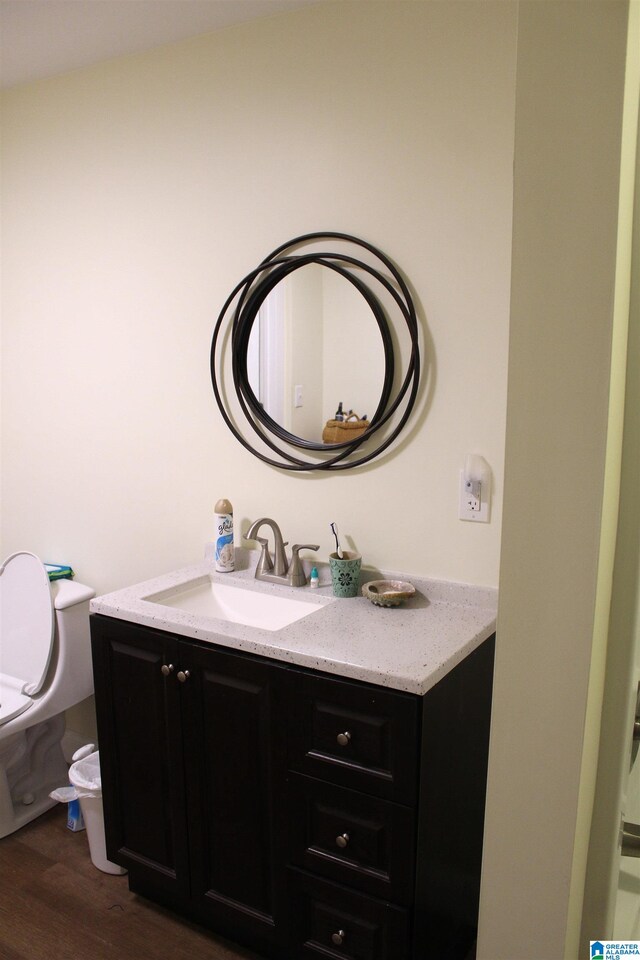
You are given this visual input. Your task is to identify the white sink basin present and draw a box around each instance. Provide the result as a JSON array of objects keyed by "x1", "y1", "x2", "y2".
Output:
[{"x1": 144, "y1": 576, "x2": 324, "y2": 631}]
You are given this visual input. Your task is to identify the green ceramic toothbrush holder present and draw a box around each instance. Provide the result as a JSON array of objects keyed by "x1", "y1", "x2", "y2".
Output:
[{"x1": 329, "y1": 551, "x2": 362, "y2": 598}]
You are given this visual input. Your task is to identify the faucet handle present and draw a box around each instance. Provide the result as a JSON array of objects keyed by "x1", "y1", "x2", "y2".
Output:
[
  {"x1": 288, "y1": 544, "x2": 321, "y2": 587},
  {"x1": 249, "y1": 535, "x2": 273, "y2": 577}
]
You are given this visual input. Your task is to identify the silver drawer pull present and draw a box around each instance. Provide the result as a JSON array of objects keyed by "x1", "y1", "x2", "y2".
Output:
[
  {"x1": 177, "y1": 670, "x2": 191, "y2": 683},
  {"x1": 336, "y1": 731, "x2": 351, "y2": 747},
  {"x1": 335, "y1": 832, "x2": 350, "y2": 849},
  {"x1": 161, "y1": 664, "x2": 174, "y2": 677},
  {"x1": 331, "y1": 929, "x2": 346, "y2": 946}
]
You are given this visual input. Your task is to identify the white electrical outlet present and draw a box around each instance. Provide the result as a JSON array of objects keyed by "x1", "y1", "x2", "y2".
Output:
[{"x1": 459, "y1": 470, "x2": 490, "y2": 522}]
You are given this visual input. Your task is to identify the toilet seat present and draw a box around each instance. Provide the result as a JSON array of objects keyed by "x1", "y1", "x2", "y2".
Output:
[{"x1": 0, "y1": 552, "x2": 55, "y2": 727}]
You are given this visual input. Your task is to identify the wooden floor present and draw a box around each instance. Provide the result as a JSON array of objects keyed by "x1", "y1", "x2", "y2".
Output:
[{"x1": 0, "y1": 805, "x2": 264, "y2": 960}]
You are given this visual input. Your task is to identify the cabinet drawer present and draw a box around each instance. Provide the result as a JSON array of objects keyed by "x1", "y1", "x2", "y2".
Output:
[
  {"x1": 286, "y1": 773, "x2": 415, "y2": 905},
  {"x1": 286, "y1": 671, "x2": 419, "y2": 803},
  {"x1": 286, "y1": 869, "x2": 410, "y2": 960}
]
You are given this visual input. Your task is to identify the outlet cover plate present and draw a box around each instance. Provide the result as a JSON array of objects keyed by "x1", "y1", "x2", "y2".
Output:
[{"x1": 459, "y1": 470, "x2": 490, "y2": 523}]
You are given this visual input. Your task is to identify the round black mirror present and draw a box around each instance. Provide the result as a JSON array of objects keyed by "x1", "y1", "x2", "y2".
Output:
[{"x1": 210, "y1": 232, "x2": 420, "y2": 471}]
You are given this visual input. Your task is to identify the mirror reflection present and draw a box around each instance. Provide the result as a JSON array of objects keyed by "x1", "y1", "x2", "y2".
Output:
[
  {"x1": 246, "y1": 264, "x2": 385, "y2": 444},
  {"x1": 210, "y1": 231, "x2": 420, "y2": 471}
]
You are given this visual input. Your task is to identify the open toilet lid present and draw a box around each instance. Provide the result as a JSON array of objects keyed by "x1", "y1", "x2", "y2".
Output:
[{"x1": 0, "y1": 551, "x2": 55, "y2": 697}]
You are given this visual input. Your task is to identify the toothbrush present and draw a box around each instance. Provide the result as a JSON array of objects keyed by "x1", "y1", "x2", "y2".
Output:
[{"x1": 330, "y1": 522, "x2": 344, "y2": 559}]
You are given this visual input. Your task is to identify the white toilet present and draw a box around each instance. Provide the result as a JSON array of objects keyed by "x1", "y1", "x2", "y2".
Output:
[{"x1": 0, "y1": 551, "x2": 95, "y2": 838}]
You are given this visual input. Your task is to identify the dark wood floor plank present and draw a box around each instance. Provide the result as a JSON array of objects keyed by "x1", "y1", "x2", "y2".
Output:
[
  {"x1": 0, "y1": 945, "x2": 26, "y2": 960},
  {"x1": 0, "y1": 807, "x2": 264, "y2": 960}
]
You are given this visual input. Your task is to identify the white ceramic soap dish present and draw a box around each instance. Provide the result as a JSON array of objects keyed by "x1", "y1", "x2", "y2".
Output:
[{"x1": 362, "y1": 579, "x2": 416, "y2": 607}]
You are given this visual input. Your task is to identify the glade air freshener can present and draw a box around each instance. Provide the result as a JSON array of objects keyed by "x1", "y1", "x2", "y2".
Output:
[{"x1": 214, "y1": 498, "x2": 234, "y2": 572}]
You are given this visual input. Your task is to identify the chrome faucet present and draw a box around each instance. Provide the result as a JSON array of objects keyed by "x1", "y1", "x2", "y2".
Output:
[{"x1": 245, "y1": 518, "x2": 319, "y2": 587}]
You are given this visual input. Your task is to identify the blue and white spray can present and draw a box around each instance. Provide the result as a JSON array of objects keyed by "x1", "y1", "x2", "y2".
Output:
[{"x1": 214, "y1": 499, "x2": 234, "y2": 572}]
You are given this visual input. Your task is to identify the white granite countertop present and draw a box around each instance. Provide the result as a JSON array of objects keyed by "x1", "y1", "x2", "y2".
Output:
[{"x1": 90, "y1": 552, "x2": 497, "y2": 696}]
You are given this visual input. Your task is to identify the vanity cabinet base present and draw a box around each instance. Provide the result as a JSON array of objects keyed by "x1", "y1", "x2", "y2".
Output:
[{"x1": 91, "y1": 615, "x2": 494, "y2": 960}]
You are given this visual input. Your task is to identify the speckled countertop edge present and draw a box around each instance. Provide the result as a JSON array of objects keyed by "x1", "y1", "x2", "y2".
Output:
[{"x1": 90, "y1": 553, "x2": 497, "y2": 696}]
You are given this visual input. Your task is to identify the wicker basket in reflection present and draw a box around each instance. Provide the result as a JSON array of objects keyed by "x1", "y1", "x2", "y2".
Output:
[{"x1": 322, "y1": 414, "x2": 370, "y2": 445}]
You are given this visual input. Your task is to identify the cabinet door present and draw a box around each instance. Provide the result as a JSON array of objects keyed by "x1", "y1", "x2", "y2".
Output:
[
  {"x1": 91, "y1": 616, "x2": 190, "y2": 895},
  {"x1": 180, "y1": 643, "x2": 283, "y2": 952}
]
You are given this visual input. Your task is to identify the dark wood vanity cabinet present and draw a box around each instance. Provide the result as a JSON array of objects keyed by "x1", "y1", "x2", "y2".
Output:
[
  {"x1": 91, "y1": 616, "x2": 280, "y2": 954},
  {"x1": 91, "y1": 614, "x2": 494, "y2": 960}
]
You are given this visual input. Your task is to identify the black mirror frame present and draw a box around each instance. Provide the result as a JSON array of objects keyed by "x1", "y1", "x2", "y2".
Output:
[{"x1": 210, "y1": 232, "x2": 420, "y2": 471}]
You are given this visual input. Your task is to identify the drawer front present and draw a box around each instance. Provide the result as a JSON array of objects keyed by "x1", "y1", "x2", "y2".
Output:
[
  {"x1": 286, "y1": 773, "x2": 415, "y2": 904},
  {"x1": 286, "y1": 671, "x2": 419, "y2": 803},
  {"x1": 286, "y1": 869, "x2": 410, "y2": 960},
  {"x1": 288, "y1": 870, "x2": 409, "y2": 960}
]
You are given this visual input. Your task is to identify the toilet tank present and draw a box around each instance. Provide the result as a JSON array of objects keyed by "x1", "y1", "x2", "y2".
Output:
[{"x1": 47, "y1": 578, "x2": 96, "y2": 713}]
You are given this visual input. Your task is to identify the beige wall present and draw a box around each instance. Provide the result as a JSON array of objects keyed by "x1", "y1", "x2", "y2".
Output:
[
  {"x1": 478, "y1": 3, "x2": 630, "y2": 958},
  {"x1": 0, "y1": 1, "x2": 515, "y2": 594}
]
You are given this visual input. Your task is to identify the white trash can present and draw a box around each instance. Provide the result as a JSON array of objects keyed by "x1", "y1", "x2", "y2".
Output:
[{"x1": 67, "y1": 747, "x2": 126, "y2": 876}]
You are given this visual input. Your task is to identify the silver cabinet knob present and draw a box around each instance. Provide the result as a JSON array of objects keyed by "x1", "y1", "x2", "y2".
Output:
[
  {"x1": 331, "y1": 930, "x2": 346, "y2": 946},
  {"x1": 161, "y1": 663, "x2": 174, "y2": 677},
  {"x1": 177, "y1": 670, "x2": 191, "y2": 683},
  {"x1": 335, "y1": 833, "x2": 349, "y2": 849},
  {"x1": 336, "y1": 731, "x2": 351, "y2": 747}
]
